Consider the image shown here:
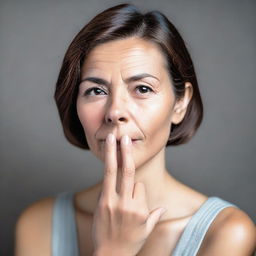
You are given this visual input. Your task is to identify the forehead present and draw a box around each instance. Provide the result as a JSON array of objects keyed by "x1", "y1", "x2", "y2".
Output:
[{"x1": 81, "y1": 37, "x2": 168, "y2": 78}]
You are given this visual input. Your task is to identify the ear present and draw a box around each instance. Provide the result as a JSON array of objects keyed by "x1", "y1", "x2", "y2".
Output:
[{"x1": 171, "y1": 82, "x2": 193, "y2": 125}]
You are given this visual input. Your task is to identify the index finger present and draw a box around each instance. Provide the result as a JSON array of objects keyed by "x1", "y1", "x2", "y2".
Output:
[
  {"x1": 101, "y1": 133, "x2": 118, "y2": 197},
  {"x1": 119, "y1": 135, "x2": 136, "y2": 199}
]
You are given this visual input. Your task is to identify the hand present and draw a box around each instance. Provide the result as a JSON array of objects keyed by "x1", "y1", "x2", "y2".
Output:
[{"x1": 91, "y1": 133, "x2": 167, "y2": 256}]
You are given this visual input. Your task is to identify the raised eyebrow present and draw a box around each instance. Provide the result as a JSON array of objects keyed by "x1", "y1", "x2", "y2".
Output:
[{"x1": 79, "y1": 73, "x2": 159, "y2": 86}]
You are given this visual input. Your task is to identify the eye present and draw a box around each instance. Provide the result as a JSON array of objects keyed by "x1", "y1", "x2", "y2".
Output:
[
  {"x1": 83, "y1": 85, "x2": 154, "y2": 97},
  {"x1": 135, "y1": 85, "x2": 154, "y2": 94},
  {"x1": 84, "y1": 87, "x2": 107, "y2": 96}
]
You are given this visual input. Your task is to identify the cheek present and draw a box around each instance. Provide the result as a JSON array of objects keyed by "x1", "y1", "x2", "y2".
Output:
[
  {"x1": 138, "y1": 98, "x2": 173, "y2": 140},
  {"x1": 76, "y1": 101, "x2": 104, "y2": 141}
]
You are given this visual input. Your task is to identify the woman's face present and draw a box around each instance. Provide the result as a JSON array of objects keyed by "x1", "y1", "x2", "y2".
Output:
[{"x1": 77, "y1": 37, "x2": 178, "y2": 169}]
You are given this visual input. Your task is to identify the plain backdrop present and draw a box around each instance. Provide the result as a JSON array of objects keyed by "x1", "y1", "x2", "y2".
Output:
[{"x1": 0, "y1": 0, "x2": 255, "y2": 255}]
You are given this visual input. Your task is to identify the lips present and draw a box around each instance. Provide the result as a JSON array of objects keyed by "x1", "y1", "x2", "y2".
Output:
[
  {"x1": 98, "y1": 134, "x2": 141, "y2": 152},
  {"x1": 99, "y1": 136, "x2": 140, "y2": 142},
  {"x1": 100, "y1": 139, "x2": 139, "y2": 143},
  {"x1": 116, "y1": 139, "x2": 139, "y2": 150},
  {"x1": 100, "y1": 139, "x2": 139, "y2": 150}
]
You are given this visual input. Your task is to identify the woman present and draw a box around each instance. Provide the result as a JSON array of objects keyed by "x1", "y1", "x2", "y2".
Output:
[{"x1": 15, "y1": 3, "x2": 256, "y2": 256}]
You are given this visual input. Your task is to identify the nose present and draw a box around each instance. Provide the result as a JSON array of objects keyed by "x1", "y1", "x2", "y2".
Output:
[{"x1": 104, "y1": 94, "x2": 129, "y2": 125}]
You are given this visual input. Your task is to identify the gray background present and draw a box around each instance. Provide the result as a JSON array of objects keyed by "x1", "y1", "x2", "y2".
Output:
[{"x1": 1, "y1": 0, "x2": 255, "y2": 255}]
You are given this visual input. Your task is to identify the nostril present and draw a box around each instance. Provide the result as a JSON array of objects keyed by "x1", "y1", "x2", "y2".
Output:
[
  {"x1": 106, "y1": 118, "x2": 112, "y2": 123},
  {"x1": 105, "y1": 115, "x2": 127, "y2": 124}
]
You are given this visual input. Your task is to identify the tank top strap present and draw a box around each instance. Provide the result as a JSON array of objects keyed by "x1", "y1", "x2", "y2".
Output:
[
  {"x1": 52, "y1": 191, "x2": 80, "y2": 256},
  {"x1": 172, "y1": 196, "x2": 238, "y2": 256}
]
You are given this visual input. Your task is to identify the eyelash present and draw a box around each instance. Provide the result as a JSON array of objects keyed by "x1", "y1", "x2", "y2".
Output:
[{"x1": 83, "y1": 85, "x2": 154, "y2": 96}]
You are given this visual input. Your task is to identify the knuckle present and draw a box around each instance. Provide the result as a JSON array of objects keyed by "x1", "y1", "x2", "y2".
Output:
[
  {"x1": 98, "y1": 196, "x2": 112, "y2": 209},
  {"x1": 98, "y1": 200, "x2": 113, "y2": 214},
  {"x1": 122, "y1": 168, "x2": 135, "y2": 177},
  {"x1": 105, "y1": 148, "x2": 112, "y2": 154},
  {"x1": 104, "y1": 168, "x2": 115, "y2": 176}
]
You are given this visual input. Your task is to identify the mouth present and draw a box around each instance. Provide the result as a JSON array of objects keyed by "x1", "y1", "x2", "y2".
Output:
[{"x1": 101, "y1": 139, "x2": 139, "y2": 151}]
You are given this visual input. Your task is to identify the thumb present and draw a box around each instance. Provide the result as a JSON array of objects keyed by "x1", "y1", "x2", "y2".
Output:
[{"x1": 145, "y1": 207, "x2": 167, "y2": 233}]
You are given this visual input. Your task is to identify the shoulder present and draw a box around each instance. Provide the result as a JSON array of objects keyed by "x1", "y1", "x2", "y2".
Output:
[
  {"x1": 14, "y1": 196, "x2": 56, "y2": 256},
  {"x1": 198, "y1": 206, "x2": 256, "y2": 256}
]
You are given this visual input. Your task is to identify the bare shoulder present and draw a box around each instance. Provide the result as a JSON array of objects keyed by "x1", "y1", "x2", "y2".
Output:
[
  {"x1": 14, "y1": 196, "x2": 56, "y2": 256},
  {"x1": 198, "y1": 206, "x2": 256, "y2": 256}
]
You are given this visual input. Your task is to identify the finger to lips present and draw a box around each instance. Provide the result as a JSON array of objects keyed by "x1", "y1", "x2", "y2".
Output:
[
  {"x1": 102, "y1": 133, "x2": 117, "y2": 196},
  {"x1": 120, "y1": 134, "x2": 136, "y2": 199}
]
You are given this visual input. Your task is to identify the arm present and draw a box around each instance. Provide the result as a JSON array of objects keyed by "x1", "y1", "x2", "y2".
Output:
[
  {"x1": 14, "y1": 197, "x2": 54, "y2": 256},
  {"x1": 198, "y1": 207, "x2": 256, "y2": 256}
]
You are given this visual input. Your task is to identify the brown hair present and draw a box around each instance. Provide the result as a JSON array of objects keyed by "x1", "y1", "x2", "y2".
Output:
[{"x1": 54, "y1": 3, "x2": 203, "y2": 150}]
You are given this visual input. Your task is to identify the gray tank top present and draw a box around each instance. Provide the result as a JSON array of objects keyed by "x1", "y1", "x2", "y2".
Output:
[{"x1": 52, "y1": 191, "x2": 237, "y2": 256}]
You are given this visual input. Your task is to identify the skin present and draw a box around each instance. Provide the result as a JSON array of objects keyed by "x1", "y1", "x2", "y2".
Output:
[
  {"x1": 91, "y1": 133, "x2": 168, "y2": 256},
  {"x1": 75, "y1": 36, "x2": 199, "y2": 255},
  {"x1": 14, "y1": 36, "x2": 256, "y2": 256},
  {"x1": 76, "y1": 36, "x2": 194, "y2": 219}
]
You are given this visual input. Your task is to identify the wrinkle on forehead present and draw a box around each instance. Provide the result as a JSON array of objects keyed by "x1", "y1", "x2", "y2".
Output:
[
  {"x1": 81, "y1": 37, "x2": 169, "y2": 82},
  {"x1": 85, "y1": 50, "x2": 157, "y2": 68}
]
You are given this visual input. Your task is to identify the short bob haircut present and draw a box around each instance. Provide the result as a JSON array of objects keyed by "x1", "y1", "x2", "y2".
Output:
[{"x1": 54, "y1": 3, "x2": 203, "y2": 150}]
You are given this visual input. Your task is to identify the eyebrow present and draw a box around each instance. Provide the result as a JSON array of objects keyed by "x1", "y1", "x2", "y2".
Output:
[{"x1": 79, "y1": 73, "x2": 159, "y2": 86}]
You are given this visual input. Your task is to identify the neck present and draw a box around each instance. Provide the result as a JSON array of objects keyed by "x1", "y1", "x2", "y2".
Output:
[
  {"x1": 77, "y1": 148, "x2": 207, "y2": 222},
  {"x1": 115, "y1": 147, "x2": 177, "y2": 211}
]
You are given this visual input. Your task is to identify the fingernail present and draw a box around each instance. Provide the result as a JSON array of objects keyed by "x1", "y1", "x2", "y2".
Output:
[
  {"x1": 123, "y1": 135, "x2": 131, "y2": 145},
  {"x1": 107, "y1": 133, "x2": 115, "y2": 143}
]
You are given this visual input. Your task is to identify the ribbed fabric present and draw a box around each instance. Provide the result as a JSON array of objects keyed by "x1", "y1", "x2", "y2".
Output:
[
  {"x1": 52, "y1": 191, "x2": 80, "y2": 256},
  {"x1": 172, "y1": 197, "x2": 237, "y2": 256},
  {"x1": 52, "y1": 193, "x2": 237, "y2": 256}
]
